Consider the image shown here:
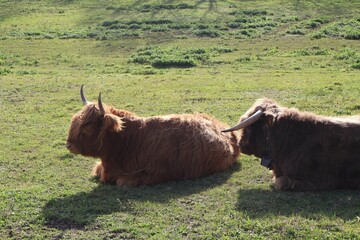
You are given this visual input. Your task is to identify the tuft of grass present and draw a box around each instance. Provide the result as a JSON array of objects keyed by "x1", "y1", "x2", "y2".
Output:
[
  {"x1": 312, "y1": 18, "x2": 360, "y2": 40},
  {"x1": 129, "y1": 46, "x2": 236, "y2": 68},
  {"x1": 236, "y1": 56, "x2": 252, "y2": 62},
  {"x1": 0, "y1": 67, "x2": 11, "y2": 75},
  {"x1": 333, "y1": 47, "x2": 360, "y2": 69},
  {"x1": 286, "y1": 17, "x2": 330, "y2": 36},
  {"x1": 195, "y1": 29, "x2": 221, "y2": 38},
  {"x1": 129, "y1": 46, "x2": 201, "y2": 68}
]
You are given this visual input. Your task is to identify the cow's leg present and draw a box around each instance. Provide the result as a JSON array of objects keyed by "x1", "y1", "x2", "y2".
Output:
[
  {"x1": 116, "y1": 177, "x2": 140, "y2": 187},
  {"x1": 272, "y1": 176, "x2": 291, "y2": 190},
  {"x1": 273, "y1": 176, "x2": 317, "y2": 191},
  {"x1": 116, "y1": 174, "x2": 164, "y2": 187},
  {"x1": 92, "y1": 162, "x2": 107, "y2": 183}
]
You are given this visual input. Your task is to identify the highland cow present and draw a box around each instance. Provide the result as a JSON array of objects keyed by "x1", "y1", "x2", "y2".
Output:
[
  {"x1": 223, "y1": 98, "x2": 360, "y2": 191},
  {"x1": 66, "y1": 86, "x2": 240, "y2": 186}
]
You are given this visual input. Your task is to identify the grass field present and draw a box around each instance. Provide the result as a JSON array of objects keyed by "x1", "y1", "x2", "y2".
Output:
[{"x1": 1, "y1": 0, "x2": 360, "y2": 239}]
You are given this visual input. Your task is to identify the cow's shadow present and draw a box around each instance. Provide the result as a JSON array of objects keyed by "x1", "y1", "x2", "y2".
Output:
[
  {"x1": 42, "y1": 162, "x2": 240, "y2": 230},
  {"x1": 236, "y1": 188, "x2": 360, "y2": 220}
]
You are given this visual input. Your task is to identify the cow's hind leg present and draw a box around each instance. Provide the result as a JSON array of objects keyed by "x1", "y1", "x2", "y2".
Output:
[{"x1": 273, "y1": 176, "x2": 317, "y2": 191}]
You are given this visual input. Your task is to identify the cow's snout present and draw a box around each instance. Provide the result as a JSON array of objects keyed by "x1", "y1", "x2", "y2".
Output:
[{"x1": 66, "y1": 141, "x2": 80, "y2": 154}]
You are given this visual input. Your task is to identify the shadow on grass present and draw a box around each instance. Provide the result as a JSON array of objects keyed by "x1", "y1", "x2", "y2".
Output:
[
  {"x1": 42, "y1": 162, "x2": 240, "y2": 230},
  {"x1": 237, "y1": 188, "x2": 360, "y2": 220}
]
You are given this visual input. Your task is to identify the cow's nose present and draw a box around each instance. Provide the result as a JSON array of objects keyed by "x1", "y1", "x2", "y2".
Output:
[{"x1": 66, "y1": 142, "x2": 72, "y2": 149}]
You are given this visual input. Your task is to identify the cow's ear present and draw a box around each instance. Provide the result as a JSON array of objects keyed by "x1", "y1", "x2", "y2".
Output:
[
  {"x1": 102, "y1": 114, "x2": 123, "y2": 132},
  {"x1": 263, "y1": 111, "x2": 276, "y2": 127}
]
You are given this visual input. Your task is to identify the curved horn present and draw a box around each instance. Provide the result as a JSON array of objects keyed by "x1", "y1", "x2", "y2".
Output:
[
  {"x1": 222, "y1": 109, "x2": 263, "y2": 132},
  {"x1": 98, "y1": 93, "x2": 105, "y2": 116},
  {"x1": 80, "y1": 85, "x2": 88, "y2": 105}
]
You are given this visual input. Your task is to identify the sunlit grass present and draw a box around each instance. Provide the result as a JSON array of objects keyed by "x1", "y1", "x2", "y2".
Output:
[{"x1": 1, "y1": 0, "x2": 360, "y2": 239}]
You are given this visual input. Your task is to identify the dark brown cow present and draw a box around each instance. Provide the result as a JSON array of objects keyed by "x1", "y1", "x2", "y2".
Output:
[
  {"x1": 223, "y1": 98, "x2": 360, "y2": 191},
  {"x1": 66, "y1": 86, "x2": 240, "y2": 187}
]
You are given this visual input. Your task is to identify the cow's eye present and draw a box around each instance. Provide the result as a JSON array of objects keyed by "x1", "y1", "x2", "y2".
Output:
[{"x1": 79, "y1": 123, "x2": 93, "y2": 135}]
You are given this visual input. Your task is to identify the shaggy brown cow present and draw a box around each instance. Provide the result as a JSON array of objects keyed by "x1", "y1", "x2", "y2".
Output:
[
  {"x1": 223, "y1": 98, "x2": 360, "y2": 191},
  {"x1": 66, "y1": 86, "x2": 240, "y2": 186}
]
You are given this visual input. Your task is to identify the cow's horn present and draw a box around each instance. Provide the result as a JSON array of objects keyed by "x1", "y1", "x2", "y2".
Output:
[
  {"x1": 80, "y1": 85, "x2": 88, "y2": 105},
  {"x1": 222, "y1": 109, "x2": 263, "y2": 132},
  {"x1": 98, "y1": 93, "x2": 105, "y2": 115}
]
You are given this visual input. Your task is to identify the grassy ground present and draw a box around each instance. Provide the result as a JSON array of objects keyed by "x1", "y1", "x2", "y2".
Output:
[{"x1": 1, "y1": 0, "x2": 360, "y2": 239}]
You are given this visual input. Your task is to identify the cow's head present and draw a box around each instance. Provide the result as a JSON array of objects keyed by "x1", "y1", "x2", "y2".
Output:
[
  {"x1": 222, "y1": 98, "x2": 280, "y2": 157},
  {"x1": 66, "y1": 86, "x2": 123, "y2": 157}
]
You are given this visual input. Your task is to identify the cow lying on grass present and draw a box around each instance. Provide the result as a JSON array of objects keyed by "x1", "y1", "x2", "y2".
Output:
[
  {"x1": 223, "y1": 98, "x2": 360, "y2": 191},
  {"x1": 66, "y1": 86, "x2": 240, "y2": 187}
]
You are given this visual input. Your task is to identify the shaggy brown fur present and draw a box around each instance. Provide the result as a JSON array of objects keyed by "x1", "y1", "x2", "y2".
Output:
[
  {"x1": 237, "y1": 98, "x2": 360, "y2": 191},
  {"x1": 66, "y1": 100, "x2": 240, "y2": 187}
]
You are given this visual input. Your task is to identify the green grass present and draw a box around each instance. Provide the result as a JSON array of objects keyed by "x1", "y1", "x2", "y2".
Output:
[{"x1": 1, "y1": 0, "x2": 360, "y2": 239}]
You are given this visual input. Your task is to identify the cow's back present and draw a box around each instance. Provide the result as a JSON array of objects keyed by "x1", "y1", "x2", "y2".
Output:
[{"x1": 112, "y1": 113, "x2": 239, "y2": 183}]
